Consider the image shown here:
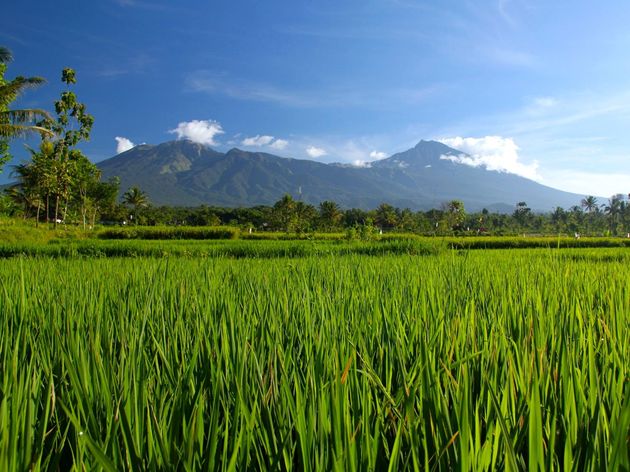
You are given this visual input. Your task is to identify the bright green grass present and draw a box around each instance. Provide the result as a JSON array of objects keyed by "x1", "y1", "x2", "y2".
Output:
[
  {"x1": 2, "y1": 237, "x2": 630, "y2": 261},
  {"x1": 0, "y1": 250, "x2": 629, "y2": 470}
]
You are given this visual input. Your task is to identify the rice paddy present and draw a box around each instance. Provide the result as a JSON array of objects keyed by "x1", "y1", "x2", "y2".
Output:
[{"x1": 0, "y1": 244, "x2": 628, "y2": 470}]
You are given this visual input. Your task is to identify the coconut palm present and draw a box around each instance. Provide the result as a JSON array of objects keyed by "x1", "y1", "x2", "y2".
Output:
[
  {"x1": 603, "y1": 194, "x2": 624, "y2": 234},
  {"x1": 123, "y1": 186, "x2": 149, "y2": 223},
  {"x1": 318, "y1": 200, "x2": 342, "y2": 230},
  {"x1": 0, "y1": 46, "x2": 52, "y2": 140},
  {"x1": 580, "y1": 195, "x2": 599, "y2": 235},
  {"x1": 580, "y1": 195, "x2": 598, "y2": 213}
]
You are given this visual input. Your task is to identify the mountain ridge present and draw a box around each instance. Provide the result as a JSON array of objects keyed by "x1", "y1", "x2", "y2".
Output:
[{"x1": 97, "y1": 139, "x2": 585, "y2": 212}]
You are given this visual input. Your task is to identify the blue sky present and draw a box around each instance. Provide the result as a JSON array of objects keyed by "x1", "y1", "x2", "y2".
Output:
[{"x1": 2, "y1": 0, "x2": 630, "y2": 197}]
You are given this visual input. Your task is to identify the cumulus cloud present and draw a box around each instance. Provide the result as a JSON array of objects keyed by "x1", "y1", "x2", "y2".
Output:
[
  {"x1": 241, "y1": 135, "x2": 274, "y2": 146},
  {"x1": 369, "y1": 150, "x2": 387, "y2": 159},
  {"x1": 306, "y1": 146, "x2": 327, "y2": 158},
  {"x1": 115, "y1": 136, "x2": 135, "y2": 153},
  {"x1": 439, "y1": 136, "x2": 541, "y2": 180},
  {"x1": 353, "y1": 160, "x2": 372, "y2": 168},
  {"x1": 270, "y1": 139, "x2": 289, "y2": 150},
  {"x1": 169, "y1": 119, "x2": 224, "y2": 146}
]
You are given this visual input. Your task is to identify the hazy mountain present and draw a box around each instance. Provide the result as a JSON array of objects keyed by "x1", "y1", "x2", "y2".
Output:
[{"x1": 97, "y1": 139, "x2": 585, "y2": 211}]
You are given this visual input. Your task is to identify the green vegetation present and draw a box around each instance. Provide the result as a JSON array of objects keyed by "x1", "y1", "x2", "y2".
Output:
[
  {"x1": 0, "y1": 246, "x2": 629, "y2": 469},
  {"x1": 0, "y1": 46, "x2": 52, "y2": 173},
  {"x1": 2, "y1": 53, "x2": 120, "y2": 227}
]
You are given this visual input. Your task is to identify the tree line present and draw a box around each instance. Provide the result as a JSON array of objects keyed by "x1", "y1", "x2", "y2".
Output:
[{"x1": 23, "y1": 192, "x2": 621, "y2": 237}]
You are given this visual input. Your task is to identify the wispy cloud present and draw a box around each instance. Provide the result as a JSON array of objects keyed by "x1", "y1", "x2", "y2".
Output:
[
  {"x1": 115, "y1": 136, "x2": 135, "y2": 153},
  {"x1": 187, "y1": 73, "x2": 320, "y2": 107},
  {"x1": 482, "y1": 46, "x2": 538, "y2": 68},
  {"x1": 94, "y1": 53, "x2": 155, "y2": 78},
  {"x1": 112, "y1": 0, "x2": 176, "y2": 11},
  {"x1": 169, "y1": 119, "x2": 224, "y2": 146},
  {"x1": 497, "y1": 0, "x2": 517, "y2": 27},
  {"x1": 186, "y1": 71, "x2": 440, "y2": 109}
]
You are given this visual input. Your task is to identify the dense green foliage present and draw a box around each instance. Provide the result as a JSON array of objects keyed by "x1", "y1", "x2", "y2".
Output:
[
  {"x1": 6, "y1": 67, "x2": 120, "y2": 227},
  {"x1": 69, "y1": 194, "x2": 630, "y2": 237},
  {"x1": 1, "y1": 248, "x2": 628, "y2": 470}
]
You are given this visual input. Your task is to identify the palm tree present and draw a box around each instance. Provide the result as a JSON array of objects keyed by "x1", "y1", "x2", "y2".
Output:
[
  {"x1": 580, "y1": 195, "x2": 598, "y2": 213},
  {"x1": 580, "y1": 196, "x2": 599, "y2": 235},
  {"x1": 318, "y1": 200, "x2": 342, "y2": 230},
  {"x1": 122, "y1": 186, "x2": 149, "y2": 224},
  {"x1": 603, "y1": 194, "x2": 624, "y2": 235},
  {"x1": 0, "y1": 46, "x2": 52, "y2": 141}
]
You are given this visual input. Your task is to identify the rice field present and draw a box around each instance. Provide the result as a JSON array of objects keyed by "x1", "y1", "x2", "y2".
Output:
[{"x1": 0, "y1": 246, "x2": 629, "y2": 470}]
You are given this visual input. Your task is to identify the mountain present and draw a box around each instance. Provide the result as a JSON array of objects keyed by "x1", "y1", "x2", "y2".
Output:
[{"x1": 97, "y1": 139, "x2": 585, "y2": 211}]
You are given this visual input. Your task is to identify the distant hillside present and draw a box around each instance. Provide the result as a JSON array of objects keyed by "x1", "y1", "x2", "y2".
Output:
[{"x1": 97, "y1": 139, "x2": 585, "y2": 211}]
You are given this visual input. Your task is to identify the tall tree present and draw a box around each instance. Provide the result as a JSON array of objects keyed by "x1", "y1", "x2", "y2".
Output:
[
  {"x1": 603, "y1": 194, "x2": 624, "y2": 235},
  {"x1": 443, "y1": 199, "x2": 466, "y2": 231},
  {"x1": 72, "y1": 154, "x2": 102, "y2": 228},
  {"x1": 272, "y1": 194, "x2": 297, "y2": 232},
  {"x1": 11, "y1": 141, "x2": 57, "y2": 225},
  {"x1": 581, "y1": 195, "x2": 598, "y2": 213},
  {"x1": 375, "y1": 203, "x2": 398, "y2": 230},
  {"x1": 0, "y1": 46, "x2": 52, "y2": 173},
  {"x1": 318, "y1": 200, "x2": 342, "y2": 230},
  {"x1": 40, "y1": 67, "x2": 94, "y2": 226},
  {"x1": 513, "y1": 201, "x2": 532, "y2": 229},
  {"x1": 123, "y1": 186, "x2": 149, "y2": 223},
  {"x1": 294, "y1": 201, "x2": 317, "y2": 233}
]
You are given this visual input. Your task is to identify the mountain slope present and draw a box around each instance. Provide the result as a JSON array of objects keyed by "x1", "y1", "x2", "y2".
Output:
[{"x1": 97, "y1": 139, "x2": 584, "y2": 211}]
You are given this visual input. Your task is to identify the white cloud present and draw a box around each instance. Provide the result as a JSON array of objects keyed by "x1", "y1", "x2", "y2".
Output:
[
  {"x1": 169, "y1": 119, "x2": 224, "y2": 146},
  {"x1": 240, "y1": 135, "x2": 289, "y2": 151},
  {"x1": 270, "y1": 139, "x2": 289, "y2": 150},
  {"x1": 115, "y1": 136, "x2": 135, "y2": 153},
  {"x1": 353, "y1": 160, "x2": 372, "y2": 168},
  {"x1": 306, "y1": 146, "x2": 327, "y2": 158},
  {"x1": 439, "y1": 136, "x2": 541, "y2": 180},
  {"x1": 241, "y1": 135, "x2": 274, "y2": 147},
  {"x1": 369, "y1": 150, "x2": 388, "y2": 159}
]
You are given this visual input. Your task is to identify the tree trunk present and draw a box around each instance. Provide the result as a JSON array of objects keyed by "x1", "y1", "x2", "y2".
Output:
[
  {"x1": 54, "y1": 194, "x2": 60, "y2": 229},
  {"x1": 46, "y1": 193, "x2": 50, "y2": 227},
  {"x1": 62, "y1": 196, "x2": 69, "y2": 223}
]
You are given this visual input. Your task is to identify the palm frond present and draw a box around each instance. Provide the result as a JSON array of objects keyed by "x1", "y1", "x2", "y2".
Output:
[
  {"x1": 0, "y1": 123, "x2": 54, "y2": 138},
  {"x1": 0, "y1": 46, "x2": 12, "y2": 64},
  {"x1": 3, "y1": 108, "x2": 53, "y2": 124},
  {"x1": 0, "y1": 77, "x2": 47, "y2": 103}
]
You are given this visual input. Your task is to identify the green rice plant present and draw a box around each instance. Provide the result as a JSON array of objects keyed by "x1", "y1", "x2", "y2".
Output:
[
  {"x1": 97, "y1": 226, "x2": 240, "y2": 240},
  {"x1": 0, "y1": 248, "x2": 628, "y2": 469}
]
